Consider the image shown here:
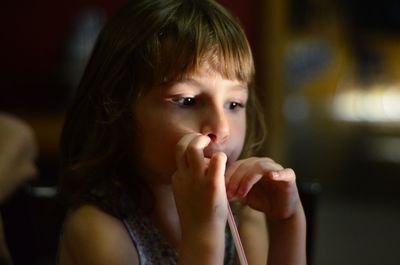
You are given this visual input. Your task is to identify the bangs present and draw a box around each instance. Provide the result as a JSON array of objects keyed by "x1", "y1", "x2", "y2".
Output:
[{"x1": 137, "y1": 0, "x2": 255, "y2": 89}]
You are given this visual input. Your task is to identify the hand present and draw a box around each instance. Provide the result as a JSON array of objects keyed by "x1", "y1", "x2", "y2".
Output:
[
  {"x1": 172, "y1": 133, "x2": 228, "y2": 234},
  {"x1": 225, "y1": 157, "x2": 301, "y2": 221}
]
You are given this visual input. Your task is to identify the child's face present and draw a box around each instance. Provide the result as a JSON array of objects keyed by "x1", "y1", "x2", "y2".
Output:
[{"x1": 134, "y1": 65, "x2": 248, "y2": 185}]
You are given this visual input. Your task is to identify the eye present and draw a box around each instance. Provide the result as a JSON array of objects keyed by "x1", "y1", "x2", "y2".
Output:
[
  {"x1": 225, "y1": 101, "x2": 245, "y2": 111},
  {"x1": 173, "y1": 97, "x2": 196, "y2": 107}
]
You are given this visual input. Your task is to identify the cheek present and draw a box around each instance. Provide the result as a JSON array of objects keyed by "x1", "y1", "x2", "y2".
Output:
[
  {"x1": 228, "y1": 115, "x2": 247, "y2": 160},
  {"x1": 136, "y1": 118, "x2": 194, "y2": 177},
  {"x1": 231, "y1": 113, "x2": 246, "y2": 139}
]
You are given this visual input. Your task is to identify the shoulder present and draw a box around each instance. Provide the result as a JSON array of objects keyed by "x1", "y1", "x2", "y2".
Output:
[
  {"x1": 58, "y1": 204, "x2": 139, "y2": 265},
  {"x1": 0, "y1": 112, "x2": 37, "y2": 151}
]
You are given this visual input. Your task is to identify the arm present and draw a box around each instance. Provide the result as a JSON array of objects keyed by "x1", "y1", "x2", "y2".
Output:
[
  {"x1": 267, "y1": 204, "x2": 306, "y2": 265},
  {"x1": 172, "y1": 134, "x2": 228, "y2": 265},
  {"x1": 237, "y1": 205, "x2": 268, "y2": 265},
  {"x1": 236, "y1": 202, "x2": 306, "y2": 265},
  {"x1": 0, "y1": 113, "x2": 38, "y2": 203},
  {"x1": 178, "y1": 222, "x2": 226, "y2": 265},
  {"x1": 58, "y1": 204, "x2": 139, "y2": 265}
]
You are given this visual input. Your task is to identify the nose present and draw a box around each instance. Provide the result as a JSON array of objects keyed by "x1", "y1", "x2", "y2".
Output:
[{"x1": 200, "y1": 105, "x2": 230, "y2": 144}]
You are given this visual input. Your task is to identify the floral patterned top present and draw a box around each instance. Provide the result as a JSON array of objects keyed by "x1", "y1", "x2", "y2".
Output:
[{"x1": 122, "y1": 207, "x2": 236, "y2": 265}]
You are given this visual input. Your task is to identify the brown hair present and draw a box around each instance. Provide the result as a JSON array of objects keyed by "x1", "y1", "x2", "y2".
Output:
[{"x1": 59, "y1": 0, "x2": 265, "y2": 216}]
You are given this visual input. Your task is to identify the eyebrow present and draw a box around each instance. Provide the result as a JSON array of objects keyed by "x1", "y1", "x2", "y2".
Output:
[{"x1": 179, "y1": 77, "x2": 249, "y2": 91}]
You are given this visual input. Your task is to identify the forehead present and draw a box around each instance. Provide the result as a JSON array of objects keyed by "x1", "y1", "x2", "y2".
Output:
[
  {"x1": 166, "y1": 65, "x2": 249, "y2": 94},
  {"x1": 178, "y1": 63, "x2": 248, "y2": 88},
  {"x1": 152, "y1": 31, "x2": 254, "y2": 87}
]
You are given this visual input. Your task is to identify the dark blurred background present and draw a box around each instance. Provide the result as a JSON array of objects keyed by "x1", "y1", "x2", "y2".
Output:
[{"x1": 1, "y1": 0, "x2": 400, "y2": 264}]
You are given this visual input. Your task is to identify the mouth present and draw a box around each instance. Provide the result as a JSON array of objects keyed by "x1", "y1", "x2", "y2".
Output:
[
  {"x1": 203, "y1": 147, "x2": 232, "y2": 167},
  {"x1": 203, "y1": 146, "x2": 224, "y2": 158}
]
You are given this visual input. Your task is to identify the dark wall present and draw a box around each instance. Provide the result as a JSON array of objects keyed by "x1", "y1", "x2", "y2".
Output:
[
  {"x1": 1, "y1": 0, "x2": 125, "y2": 111},
  {"x1": 1, "y1": 0, "x2": 259, "y2": 112}
]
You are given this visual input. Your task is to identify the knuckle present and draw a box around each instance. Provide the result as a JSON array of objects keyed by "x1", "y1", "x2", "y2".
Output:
[
  {"x1": 241, "y1": 175, "x2": 254, "y2": 187},
  {"x1": 176, "y1": 133, "x2": 198, "y2": 151},
  {"x1": 256, "y1": 160, "x2": 270, "y2": 171},
  {"x1": 264, "y1": 157, "x2": 275, "y2": 163},
  {"x1": 186, "y1": 142, "x2": 200, "y2": 155},
  {"x1": 176, "y1": 142, "x2": 186, "y2": 153}
]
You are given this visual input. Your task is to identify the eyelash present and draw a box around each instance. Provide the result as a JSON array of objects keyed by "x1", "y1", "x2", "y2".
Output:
[
  {"x1": 173, "y1": 97, "x2": 196, "y2": 107},
  {"x1": 172, "y1": 97, "x2": 245, "y2": 111},
  {"x1": 225, "y1": 101, "x2": 245, "y2": 111}
]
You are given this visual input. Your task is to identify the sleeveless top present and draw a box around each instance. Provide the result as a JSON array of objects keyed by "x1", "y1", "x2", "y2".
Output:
[{"x1": 122, "y1": 207, "x2": 236, "y2": 265}]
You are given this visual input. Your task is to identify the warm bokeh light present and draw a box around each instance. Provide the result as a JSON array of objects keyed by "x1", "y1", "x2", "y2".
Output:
[{"x1": 332, "y1": 85, "x2": 400, "y2": 124}]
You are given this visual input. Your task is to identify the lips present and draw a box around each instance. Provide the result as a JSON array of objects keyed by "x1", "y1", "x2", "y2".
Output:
[
  {"x1": 203, "y1": 145, "x2": 231, "y2": 166},
  {"x1": 203, "y1": 145, "x2": 224, "y2": 158}
]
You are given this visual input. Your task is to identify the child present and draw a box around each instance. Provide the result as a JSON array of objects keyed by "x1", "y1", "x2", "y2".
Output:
[{"x1": 57, "y1": 0, "x2": 307, "y2": 264}]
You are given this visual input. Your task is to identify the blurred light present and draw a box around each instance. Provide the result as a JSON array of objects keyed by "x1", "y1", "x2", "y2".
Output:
[
  {"x1": 383, "y1": 87, "x2": 400, "y2": 121},
  {"x1": 332, "y1": 89, "x2": 362, "y2": 121},
  {"x1": 332, "y1": 85, "x2": 400, "y2": 124}
]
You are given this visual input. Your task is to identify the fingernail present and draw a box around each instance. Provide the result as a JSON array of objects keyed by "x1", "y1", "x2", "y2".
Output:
[{"x1": 271, "y1": 171, "x2": 279, "y2": 179}]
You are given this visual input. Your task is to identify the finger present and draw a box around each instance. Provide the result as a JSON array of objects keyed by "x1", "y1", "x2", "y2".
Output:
[
  {"x1": 225, "y1": 159, "x2": 246, "y2": 185},
  {"x1": 207, "y1": 152, "x2": 227, "y2": 186},
  {"x1": 226, "y1": 158, "x2": 257, "y2": 199},
  {"x1": 176, "y1": 133, "x2": 201, "y2": 171},
  {"x1": 255, "y1": 158, "x2": 284, "y2": 172},
  {"x1": 237, "y1": 172, "x2": 263, "y2": 198},
  {"x1": 269, "y1": 168, "x2": 296, "y2": 183},
  {"x1": 226, "y1": 157, "x2": 279, "y2": 183},
  {"x1": 186, "y1": 135, "x2": 211, "y2": 174},
  {"x1": 226, "y1": 157, "x2": 283, "y2": 199}
]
